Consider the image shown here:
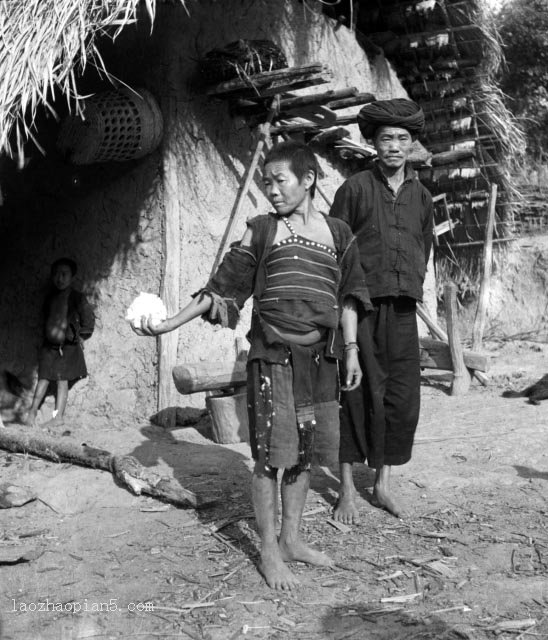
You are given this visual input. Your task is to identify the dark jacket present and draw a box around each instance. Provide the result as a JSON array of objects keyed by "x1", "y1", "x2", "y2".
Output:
[
  {"x1": 329, "y1": 162, "x2": 433, "y2": 302},
  {"x1": 195, "y1": 212, "x2": 371, "y2": 363}
]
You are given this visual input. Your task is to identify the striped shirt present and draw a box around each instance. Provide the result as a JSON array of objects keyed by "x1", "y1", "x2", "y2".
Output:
[{"x1": 259, "y1": 234, "x2": 340, "y2": 333}]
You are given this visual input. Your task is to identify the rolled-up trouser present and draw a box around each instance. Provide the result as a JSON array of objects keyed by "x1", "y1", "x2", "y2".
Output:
[{"x1": 339, "y1": 296, "x2": 421, "y2": 468}]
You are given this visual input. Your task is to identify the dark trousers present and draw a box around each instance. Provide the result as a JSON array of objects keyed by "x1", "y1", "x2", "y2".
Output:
[{"x1": 339, "y1": 296, "x2": 421, "y2": 468}]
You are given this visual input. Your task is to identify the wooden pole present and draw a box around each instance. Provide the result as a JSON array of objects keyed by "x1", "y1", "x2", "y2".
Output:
[
  {"x1": 234, "y1": 87, "x2": 358, "y2": 116},
  {"x1": 472, "y1": 183, "x2": 498, "y2": 350},
  {"x1": 417, "y1": 302, "x2": 489, "y2": 386},
  {"x1": 210, "y1": 98, "x2": 279, "y2": 276},
  {"x1": 444, "y1": 283, "x2": 471, "y2": 396},
  {"x1": 157, "y1": 91, "x2": 181, "y2": 428},
  {"x1": 316, "y1": 183, "x2": 332, "y2": 210},
  {"x1": 269, "y1": 113, "x2": 357, "y2": 135},
  {"x1": 417, "y1": 302, "x2": 448, "y2": 342}
]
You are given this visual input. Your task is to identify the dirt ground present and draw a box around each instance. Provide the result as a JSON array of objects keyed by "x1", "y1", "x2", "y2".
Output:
[{"x1": 0, "y1": 339, "x2": 547, "y2": 640}]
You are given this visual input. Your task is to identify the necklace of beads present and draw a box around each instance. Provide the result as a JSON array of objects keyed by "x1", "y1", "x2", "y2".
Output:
[
  {"x1": 281, "y1": 215, "x2": 297, "y2": 237},
  {"x1": 278, "y1": 215, "x2": 336, "y2": 258}
]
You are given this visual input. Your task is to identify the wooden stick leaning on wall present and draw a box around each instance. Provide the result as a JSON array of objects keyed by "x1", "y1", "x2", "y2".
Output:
[
  {"x1": 472, "y1": 183, "x2": 498, "y2": 351},
  {"x1": 210, "y1": 97, "x2": 280, "y2": 276},
  {"x1": 417, "y1": 302, "x2": 489, "y2": 386},
  {"x1": 444, "y1": 282, "x2": 471, "y2": 395}
]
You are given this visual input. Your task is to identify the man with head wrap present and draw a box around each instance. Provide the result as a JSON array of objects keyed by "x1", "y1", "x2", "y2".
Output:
[{"x1": 330, "y1": 98, "x2": 434, "y2": 520}]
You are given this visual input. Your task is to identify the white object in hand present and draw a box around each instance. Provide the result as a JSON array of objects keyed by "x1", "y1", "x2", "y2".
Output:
[{"x1": 126, "y1": 293, "x2": 167, "y2": 329}]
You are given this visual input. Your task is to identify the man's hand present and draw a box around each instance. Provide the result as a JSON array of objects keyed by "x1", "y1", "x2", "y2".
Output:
[
  {"x1": 341, "y1": 349, "x2": 362, "y2": 391},
  {"x1": 131, "y1": 315, "x2": 170, "y2": 337}
]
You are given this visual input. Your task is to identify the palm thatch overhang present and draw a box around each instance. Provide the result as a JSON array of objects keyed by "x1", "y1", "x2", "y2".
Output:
[
  {"x1": 357, "y1": 0, "x2": 526, "y2": 291},
  {"x1": 0, "y1": 0, "x2": 186, "y2": 165}
]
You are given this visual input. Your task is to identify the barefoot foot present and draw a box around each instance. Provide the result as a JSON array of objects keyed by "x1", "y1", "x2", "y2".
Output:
[
  {"x1": 258, "y1": 548, "x2": 300, "y2": 590},
  {"x1": 371, "y1": 486, "x2": 406, "y2": 519},
  {"x1": 333, "y1": 489, "x2": 360, "y2": 525},
  {"x1": 279, "y1": 538, "x2": 334, "y2": 567}
]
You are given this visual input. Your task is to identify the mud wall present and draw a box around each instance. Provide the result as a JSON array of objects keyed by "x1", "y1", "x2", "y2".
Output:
[
  {"x1": 0, "y1": 0, "x2": 406, "y2": 421},
  {"x1": 473, "y1": 236, "x2": 548, "y2": 339}
]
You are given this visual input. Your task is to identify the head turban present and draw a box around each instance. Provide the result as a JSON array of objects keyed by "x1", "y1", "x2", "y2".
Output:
[{"x1": 358, "y1": 99, "x2": 425, "y2": 140}]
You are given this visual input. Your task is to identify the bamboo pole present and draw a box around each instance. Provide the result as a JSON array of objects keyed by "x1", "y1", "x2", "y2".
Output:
[
  {"x1": 210, "y1": 98, "x2": 279, "y2": 276},
  {"x1": 472, "y1": 183, "x2": 498, "y2": 350},
  {"x1": 444, "y1": 283, "x2": 471, "y2": 396}
]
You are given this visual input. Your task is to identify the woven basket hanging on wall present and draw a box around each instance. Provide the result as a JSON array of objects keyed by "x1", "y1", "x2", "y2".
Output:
[{"x1": 57, "y1": 88, "x2": 164, "y2": 164}]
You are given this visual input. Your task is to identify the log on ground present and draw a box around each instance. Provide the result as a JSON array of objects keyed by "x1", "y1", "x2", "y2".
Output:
[{"x1": 0, "y1": 427, "x2": 212, "y2": 509}]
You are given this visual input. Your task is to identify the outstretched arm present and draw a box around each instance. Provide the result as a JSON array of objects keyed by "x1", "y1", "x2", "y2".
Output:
[
  {"x1": 133, "y1": 227, "x2": 256, "y2": 338},
  {"x1": 340, "y1": 297, "x2": 362, "y2": 392},
  {"x1": 134, "y1": 294, "x2": 213, "y2": 337}
]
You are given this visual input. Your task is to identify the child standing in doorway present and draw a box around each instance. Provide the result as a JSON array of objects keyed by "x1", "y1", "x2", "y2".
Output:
[{"x1": 26, "y1": 258, "x2": 95, "y2": 427}]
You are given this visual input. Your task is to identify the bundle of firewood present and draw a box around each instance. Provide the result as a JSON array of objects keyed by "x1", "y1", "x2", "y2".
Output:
[{"x1": 198, "y1": 39, "x2": 288, "y2": 85}]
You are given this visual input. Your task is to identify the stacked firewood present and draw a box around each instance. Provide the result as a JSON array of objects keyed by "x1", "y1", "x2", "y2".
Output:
[{"x1": 360, "y1": 0, "x2": 523, "y2": 246}]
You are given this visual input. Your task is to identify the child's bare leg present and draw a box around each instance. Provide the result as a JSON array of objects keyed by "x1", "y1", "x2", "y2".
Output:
[
  {"x1": 54, "y1": 380, "x2": 68, "y2": 421},
  {"x1": 333, "y1": 462, "x2": 360, "y2": 524},
  {"x1": 24, "y1": 379, "x2": 49, "y2": 426},
  {"x1": 279, "y1": 468, "x2": 333, "y2": 567},
  {"x1": 252, "y1": 462, "x2": 299, "y2": 590},
  {"x1": 41, "y1": 380, "x2": 68, "y2": 429}
]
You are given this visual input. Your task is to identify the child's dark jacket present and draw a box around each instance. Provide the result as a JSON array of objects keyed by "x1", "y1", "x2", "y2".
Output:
[{"x1": 43, "y1": 289, "x2": 95, "y2": 345}]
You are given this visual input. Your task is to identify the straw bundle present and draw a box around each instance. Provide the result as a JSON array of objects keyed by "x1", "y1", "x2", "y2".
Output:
[{"x1": 0, "y1": 0, "x2": 186, "y2": 165}]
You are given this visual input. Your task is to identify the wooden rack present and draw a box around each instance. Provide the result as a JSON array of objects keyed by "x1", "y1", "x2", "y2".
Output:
[
  {"x1": 207, "y1": 63, "x2": 376, "y2": 140},
  {"x1": 206, "y1": 62, "x2": 377, "y2": 270}
]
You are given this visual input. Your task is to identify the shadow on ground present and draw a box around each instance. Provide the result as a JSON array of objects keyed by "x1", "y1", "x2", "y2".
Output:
[
  {"x1": 322, "y1": 607, "x2": 471, "y2": 639},
  {"x1": 128, "y1": 419, "x2": 260, "y2": 562},
  {"x1": 514, "y1": 464, "x2": 548, "y2": 480}
]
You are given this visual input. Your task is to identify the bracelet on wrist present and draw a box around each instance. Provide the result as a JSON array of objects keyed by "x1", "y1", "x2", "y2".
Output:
[{"x1": 344, "y1": 342, "x2": 359, "y2": 353}]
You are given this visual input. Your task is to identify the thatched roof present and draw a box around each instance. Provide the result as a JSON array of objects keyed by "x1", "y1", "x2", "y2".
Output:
[{"x1": 0, "y1": 0, "x2": 186, "y2": 164}]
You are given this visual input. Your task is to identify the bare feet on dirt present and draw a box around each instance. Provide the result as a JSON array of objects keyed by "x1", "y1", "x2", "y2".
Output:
[
  {"x1": 333, "y1": 489, "x2": 360, "y2": 524},
  {"x1": 258, "y1": 547, "x2": 300, "y2": 590},
  {"x1": 371, "y1": 485, "x2": 406, "y2": 518},
  {"x1": 279, "y1": 538, "x2": 334, "y2": 567}
]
